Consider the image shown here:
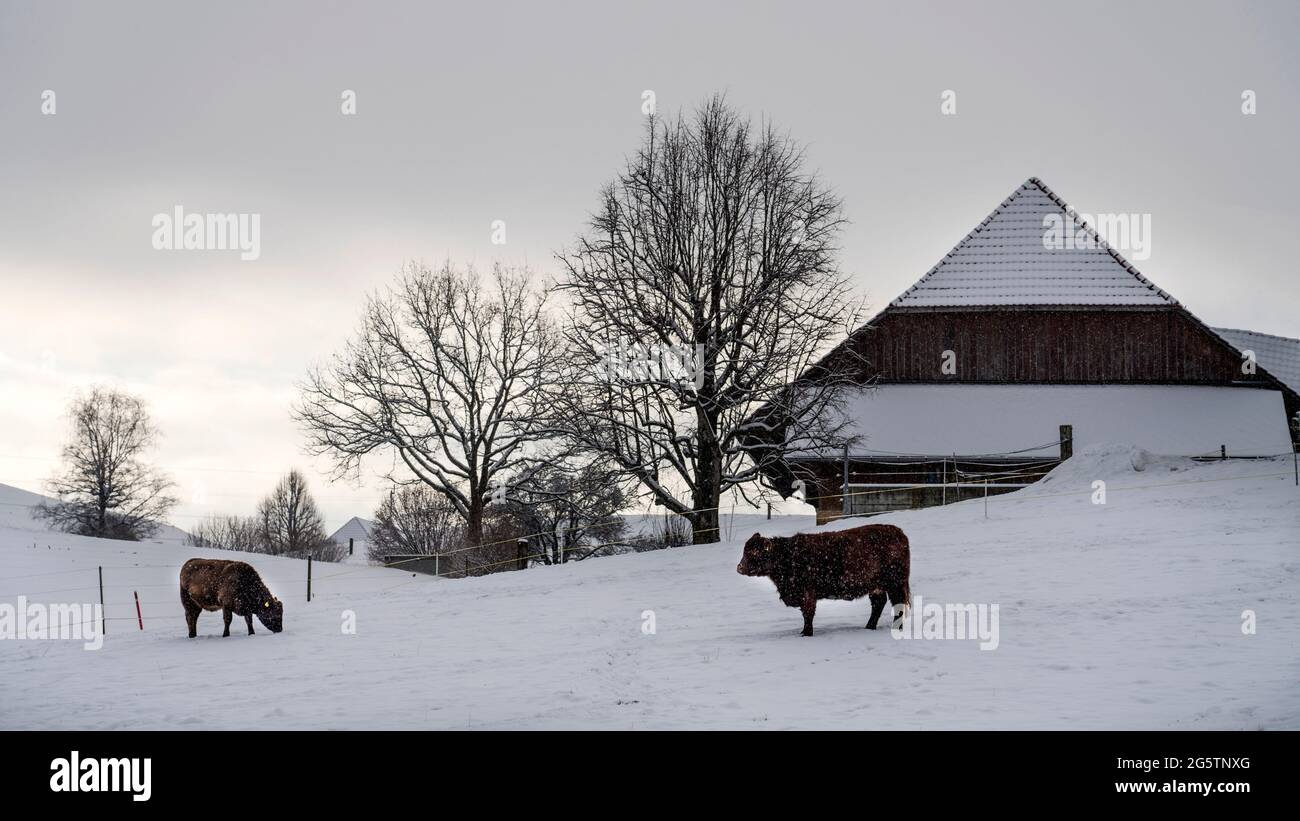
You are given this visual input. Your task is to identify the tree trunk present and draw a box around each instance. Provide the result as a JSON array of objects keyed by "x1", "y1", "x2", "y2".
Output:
[
  {"x1": 691, "y1": 445, "x2": 724, "y2": 544},
  {"x1": 691, "y1": 399, "x2": 724, "y2": 544},
  {"x1": 465, "y1": 500, "x2": 485, "y2": 559},
  {"x1": 692, "y1": 505, "x2": 720, "y2": 545}
]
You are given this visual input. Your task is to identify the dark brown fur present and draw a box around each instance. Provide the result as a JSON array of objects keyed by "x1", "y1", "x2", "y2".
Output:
[
  {"x1": 180, "y1": 558, "x2": 283, "y2": 638},
  {"x1": 737, "y1": 524, "x2": 911, "y2": 636}
]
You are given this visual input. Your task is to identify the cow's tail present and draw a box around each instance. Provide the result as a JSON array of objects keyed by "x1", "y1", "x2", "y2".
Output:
[{"x1": 892, "y1": 577, "x2": 912, "y2": 628}]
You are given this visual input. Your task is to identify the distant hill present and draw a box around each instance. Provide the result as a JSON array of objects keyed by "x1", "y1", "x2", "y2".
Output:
[{"x1": 0, "y1": 481, "x2": 190, "y2": 545}]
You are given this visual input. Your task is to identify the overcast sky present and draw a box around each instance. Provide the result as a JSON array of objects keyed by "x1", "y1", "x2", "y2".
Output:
[{"x1": 1, "y1": 0, "x2": 1297, "y2": 531}]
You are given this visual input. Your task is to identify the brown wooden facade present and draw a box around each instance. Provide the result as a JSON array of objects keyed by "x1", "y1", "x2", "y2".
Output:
[{"x1": 832, "y1": 306, "x2": 1291, "y2": 388}]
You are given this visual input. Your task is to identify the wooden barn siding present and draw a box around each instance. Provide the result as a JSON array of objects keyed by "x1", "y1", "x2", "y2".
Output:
[{"x1": 851, "y1": 308, "x2": 1266, "y2": 386}]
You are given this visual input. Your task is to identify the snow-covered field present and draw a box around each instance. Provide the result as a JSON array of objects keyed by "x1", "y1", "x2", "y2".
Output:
[
  {"x1": 0, "y1": 482, "x2": 190, "y2": 546},
  {"x1": 1, "y1": 445, "x2": 1297, "y2": 730}
]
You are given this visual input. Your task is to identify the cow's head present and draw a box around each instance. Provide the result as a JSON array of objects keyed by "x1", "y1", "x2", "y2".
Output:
[
  {"x1": 737, "y1": 533, "x2": 777, "y2": 577},
  {"x1": 257, "y1": 597, "x2": 284, "y2": 633}
]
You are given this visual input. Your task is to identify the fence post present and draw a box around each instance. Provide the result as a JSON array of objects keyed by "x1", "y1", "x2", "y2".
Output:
[
  {"x1": 941, "y1": 456, "x2": 947, "y2": 506},
  {"x1": 516, "y1": 538, "x2": 528, "y2": 571},
  {"x1": 842, "y1": 444, "x2": 850, "y2": 518},
  {"x1": 1059, "y1": 424, "x2": 1073, "y2": 461},
  {"x1": 98, "y1": 566, "x2": 105, "y2": 636},
  {"x1": 767, "y1": 502, "x2": 771, "y2": 520},
  {"x1": 349, "y1": 537, "x2": 354, "y2": 557},
  {"x1": 307, "y1": 556, "x2": 312, "y2": 602},
  {"x1": 984, "y1": 478, "x2": 989, "y2": 519},
  {"x1": 1220, "y1": 444, "x2": 1227, "y2": 460},
  {"x1": 134, "y1": 591, "x2": 143, "y2": 630}
]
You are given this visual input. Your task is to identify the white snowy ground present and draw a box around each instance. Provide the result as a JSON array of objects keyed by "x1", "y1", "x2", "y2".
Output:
[
  {"x1": 0, "y1": 482, "x2": 190, "y2": 545},
  {"x1": 1, "y1": 444, "x2": 1296, "y2": 730}
]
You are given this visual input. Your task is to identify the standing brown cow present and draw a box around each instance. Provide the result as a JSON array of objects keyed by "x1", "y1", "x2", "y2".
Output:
[
  {"x1": 737, "y1": 524, "x2": 911, "y2": 636},
  {"x1": 180, "y1": 558, "x2": 284, "y2": 638}
]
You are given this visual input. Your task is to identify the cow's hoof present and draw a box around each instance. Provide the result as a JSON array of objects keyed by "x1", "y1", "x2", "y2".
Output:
[
  {"x1": 865, "y1": 623, "x2": 878, "y2": 630},
  {"x1": 801, "y1": 630, "x2": 814, "y2": 637}
]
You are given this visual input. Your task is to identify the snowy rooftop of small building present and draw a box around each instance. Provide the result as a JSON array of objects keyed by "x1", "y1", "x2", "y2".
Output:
[
  {"x1": 329, "y1": 516, "x2": 374, "y2": 545},
  {"x1": 891, "y1": 178, "x2": 1176, "y2": 309},
  {"x1": 1212, "y1": 327, "x2": 1300, "y2": 397},
  {"x1": 792, "y1": 384, "x2": 1293, "y2": 459}
]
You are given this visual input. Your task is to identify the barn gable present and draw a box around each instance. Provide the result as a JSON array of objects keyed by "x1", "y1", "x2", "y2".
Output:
[
  {"x1": 830, "y1": 177, "x2": 1299, "y2": 401},
  {"x1": 892, "y1": 178, "x2": 1175, "y2": 309}
]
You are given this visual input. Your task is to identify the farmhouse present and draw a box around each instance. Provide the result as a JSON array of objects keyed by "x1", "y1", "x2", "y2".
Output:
[{"x1": 757, "y1": 177, "x2": 1300, "y2": 524}]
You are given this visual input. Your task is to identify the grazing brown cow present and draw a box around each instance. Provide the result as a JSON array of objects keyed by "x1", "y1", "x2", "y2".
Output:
[
  {"x1": 737, "y1": 524, "x2": 911, "y2": 636},
  {"x1": 180, "y1": 558, "x2": 283, "y2": 638}
]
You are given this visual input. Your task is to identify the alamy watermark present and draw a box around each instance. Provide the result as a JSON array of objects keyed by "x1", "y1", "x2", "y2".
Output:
[
  {"x1": 595, "y1": 335, "x2": 704, "y2": 389},
  {"x1": 1043, "y1": 208, "x2": 1151, "y2": 261},
  {"x1": 151, "y1": 206, "x2": 261, "y2": 261},
  {"x1": 0, "y1": 597, "x2": 103, "y2": 650},
  {"x1": 891, "y1": 595, "x2": 1000, "y2": 650},
  {"x1": 50, "y1": 751, "x2": 151, "y2": 801}
]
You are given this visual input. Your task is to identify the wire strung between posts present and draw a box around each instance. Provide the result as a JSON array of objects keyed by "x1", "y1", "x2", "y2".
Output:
[
  {"x1": 5, "y1": 450, "x2": 1295, "y2": 595},
  {"x1": 25, "y1": 467, "x2": 1291, "y2": 613}
]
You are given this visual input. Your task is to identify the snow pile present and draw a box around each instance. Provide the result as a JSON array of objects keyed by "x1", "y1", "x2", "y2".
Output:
[
  {"x1": 1035, "y1": 443, "x2": 1194, "y2": 488},
  {"x1": 1, "y1": 450, "x2": 1297, "y2": 730}
]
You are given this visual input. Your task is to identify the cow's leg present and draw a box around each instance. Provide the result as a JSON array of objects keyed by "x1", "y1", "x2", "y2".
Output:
[
  {"x1": 222, "y1": 607, "x2": 233, "y2": 637},
  {"x1": 245, "y1": 613, "x2": 255, "y2": 635},
  {"x1": 181, "y1": 589, "x2": 201, "y2": 638},
  {"x1": 800, "y1": 591, "x2": 817, "y2": 637},
  {"x1": 866, "y1": 592, "x2": 887, "y2": 629}
]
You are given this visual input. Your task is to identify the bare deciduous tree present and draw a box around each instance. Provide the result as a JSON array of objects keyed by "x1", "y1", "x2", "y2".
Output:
[
  {"x1": 256, "y1": 470, "x2": 341, "y2": 560},
  {"x1": 369, "y1": 485, "x2": 465, "y2": 564},
  {"x1": 551, "y1": 94, "x2": 864, "y2": 544},
  {"x1": 501, "y1": 459, "x2": 632, "y2": 564},
  {"x1": 186, "y1": 514, "x2": 261, "y2": 553},
  {"x1": 295, "y1": 261, "x2": 556, "y2": 548},
  {"x1": 37, "y1": 387, "x2": 177, "y2": 541}
]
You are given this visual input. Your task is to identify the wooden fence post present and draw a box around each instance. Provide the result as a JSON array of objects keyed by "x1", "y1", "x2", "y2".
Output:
[
  {"x1": 1059, "y1": 425, "x2": 1073, "y2": 461},
  {"x1": 941, "y1": 456, "x2": 947, "y2": 506},
  {"x1": 134, "y1": 591, "x2": 143, "y2": 630},
  {"x1": 307, "y1": 556, "x2": 312, "y2": 602},
  {"x1": 98, "y1": 566, "x2": 105, "y2": 636},
  {"x1": 842, "y1": 444, "x2": 850, "y2": 518},
  {"x1": 348, "y1": 537, "x2": 354, "y2": 557}
]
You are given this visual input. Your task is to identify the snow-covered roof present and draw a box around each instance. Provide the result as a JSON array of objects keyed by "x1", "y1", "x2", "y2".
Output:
[
  {"x1": 891, "y1": 178, "x2": 1176, "y2": 309},
  {"x1": 1212, "y1": 328, "x2": 1300, "y2": 397},
  {"x1": 794, "y1": 384, "x2": 1293, "y2": 459},
  {"x1": 329, "y1": 516, "x2": 374, "y2": 545}
]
